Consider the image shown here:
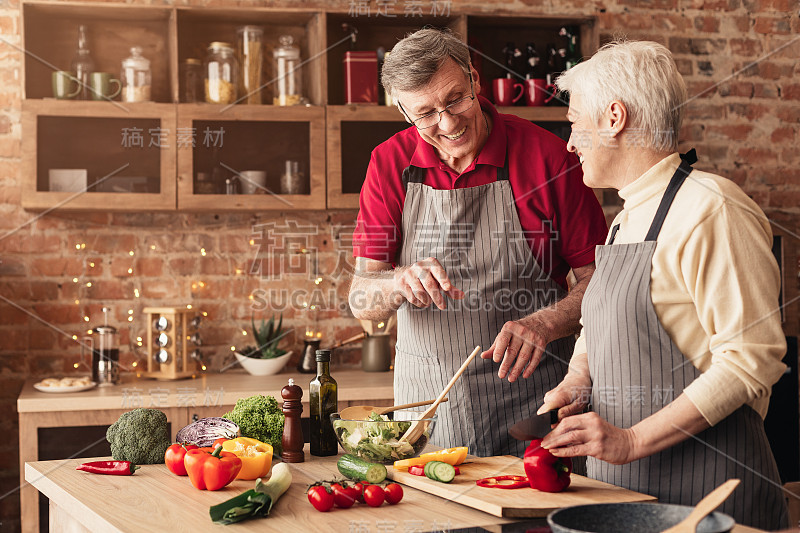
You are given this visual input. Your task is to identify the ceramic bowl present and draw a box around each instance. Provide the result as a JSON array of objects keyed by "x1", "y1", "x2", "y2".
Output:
[{"x1": 234, "y1": 351, "x2": 293, "y2": 376}]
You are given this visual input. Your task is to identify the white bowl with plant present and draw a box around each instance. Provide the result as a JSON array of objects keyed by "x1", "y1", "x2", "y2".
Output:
[{"x1": 235, "y1": 314, "x2": 293, "y2": 376}]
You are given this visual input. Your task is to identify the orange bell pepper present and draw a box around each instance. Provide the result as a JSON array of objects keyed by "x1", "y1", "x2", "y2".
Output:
[
  {"x1": 221, "y1": 437, "x2": 273, "y2": 480},
  {"x1": 184, "y1": 445, "x2": 242, "y2": 491},
  {"x1": 393, "y1": 447, "x2": 468, "y2": 471}
]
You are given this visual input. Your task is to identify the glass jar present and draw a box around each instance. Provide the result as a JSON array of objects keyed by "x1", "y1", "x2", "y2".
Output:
[
  {"x1": 273, "y1": 35, "x2": 303, "y2": 106},
  {"x1": 236, "y1": 26, "x2": 263, "y2": 105},
  {"x1": 120, "y1": 46, "x2": 152, "y2": 103},
  {"x1": 181, "y1": 58, "x2": 203, "y2": 103},
  {"x1": 205, "y1": 42, "x2": 238, "y2": 105},
  {"x1": 280, "y1": 160, "x2": 307, "y2": 194}
]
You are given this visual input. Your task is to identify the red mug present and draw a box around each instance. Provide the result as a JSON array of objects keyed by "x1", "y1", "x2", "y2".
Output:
[
  {"x1": 525, "y1": 78, "x2": 557, "y2": 106},
  {"x1": 493, "y1": 78, "x2": 524, "y2": 106}
]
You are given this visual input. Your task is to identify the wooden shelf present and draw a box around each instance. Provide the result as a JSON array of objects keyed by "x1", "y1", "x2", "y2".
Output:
[{"x1": 497, "y1": 106, "x2": 568, "y2": 122}]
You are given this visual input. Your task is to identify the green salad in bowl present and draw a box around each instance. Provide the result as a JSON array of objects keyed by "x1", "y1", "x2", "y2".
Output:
[{"x1": 331, "y1": 411, "x2": 436, "y2": 464}]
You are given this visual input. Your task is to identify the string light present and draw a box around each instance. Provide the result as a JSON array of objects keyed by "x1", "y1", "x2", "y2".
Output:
[
  {"x1": 132, "y1": 361, "x2": 138, "y2": 367},
  {"x1": 83, "y1": 316, "x2": 89, "y2": 322},
  {"x1": 201, "y1": 365, "x2": 207, "y2": 371},
  {"x1": 315, "y1": 277, "x2": 323, "y2": 285},
  {"x1": 242, "y1": 330, "x2": 247, "y2": 336},
  {"x1": 249, "y1": 239, "x2": 255, "y2": 246},
  {"x1": 186, "y1": 304, "x2": 192, "y2": 310},
  {"x1": 128, "y1": 310, "x2": 134, "y2": 315},
  {"x1": 202, "y1": 312, "x2": 208, "y2": 317},
  {"x1": 72, "y1": 335, "x2": 78, "y2": 340},
  {"x1": 127, "y1": 268, "x2": 133, "y2": 274},
  {"x1": 89, "y1": 262, "x2": 95, "y2": 268},
  {"x1": 74, "y1": 299, "x2": 80, "y2": 305},
  {"x1": 127, "y1": 316, "x2": 133, "y2": 322},
  {"x1": 73, "y1": 363, "x2": 79, "y2": 368},
  {"x1": 75, "y1": 244, "x2": 80, "y2": 250},
  {"x1": 200, "y1": 248, "x2": 207, "y2": 257},
  {"x1": 85, "y1": 282, "x2": 92, "y2": 287},
  {"x1": 81, "y1": 243, "x2": 85, "y2": 249},
  {"x1": 129, "y1": 250, "x2": 135, "y2": 256},
  {"x1": 150, "y1": 245, "x2": 156, "y2": 250},
  {"x1": 230, "y1": 346, "x2": 236, "y2": 351},
  {"x1": 134, "y1": 289, "x2": 140, "y2": 298},
  {"x1": 72, "y1": 278, "x2": 78, "y2": 283}
]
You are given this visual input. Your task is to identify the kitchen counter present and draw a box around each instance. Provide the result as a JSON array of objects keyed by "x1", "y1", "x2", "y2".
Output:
[
  {"x1": 18, "y1": 369, "x2": 394, "y2": 533},
  {"x1": 25, "y1": 449, "x2": 766, "y2": 533}
]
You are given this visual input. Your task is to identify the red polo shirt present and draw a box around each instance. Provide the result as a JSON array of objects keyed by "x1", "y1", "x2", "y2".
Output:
[{"x1": 353, "y1": 96, "x2": 607, "y2": 288}]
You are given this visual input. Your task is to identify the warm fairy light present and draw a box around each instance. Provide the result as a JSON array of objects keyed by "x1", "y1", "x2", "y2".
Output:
[
  {"x1": 191, "y1": 283, "x2": 197, "y2": 290},
  {"x1": 134, "y1": 289, "x2": 140, "y2": 298},
  {"x1": 89, "y1": 262, "x2": 95, "y2": 268},
  {"x1": 127, "y1": 316, "x2": 133, "y2": 322},
  {"x1": 202, "y1": 311, "x2": 208, "y2": 317},
  {"x1": 75, "y1": 244, "x2": 80, "y2": 250},
  {"x1": 305, "y1": 329, "x2": 314, "y2": 337},
  {"x1": 129, "y1": 250, "x2": 135, "y2": 256},
  {"x1": 301, "y1": 248, "x2": 307, "y2": 253},
  {"x1": 150, "y1": 245, "x2": 156, "y2": 250},
  {"x1": 136, "y1": 336, "x2": 142, "y2": 342},
  {"x1": 200, "y1": 248, "x2": 207, "y2": 256},
  {"x1": 127, "y1": 268, "x2": 133, "y2": 274},
  {"x1": 86, "y1": 282, "x2": 92, "y2": 287},
  {"x1": 316, "y1": 332, "x2": 322, "y2": 338},
  {"x1": 242, "y1": 330, "x2": 247, "y2": 336},
  {"x1": 72, "y1": 335, "x2": 78, "y2": 340},
  {"x1": 73, "y1": 363, "x2": 79, "y2": 368},
  {"x1": 249, "y1": 239, "x2": 255, "y2": 246},
  {"x1": 235, "y1": 268, "x2": 243, "y2": 275},
  {"x1": 198, "y1": 281, "x2": 205, "y2": 288},
  {"x1": 128, "y1": 309, "x2": 133, "y2": 315},
  {"x1": 72, "y1": 278, "x2": 78, "y2": 283},
  {"x1": 303, "y1": 302, "x2": 308, "y2": 308},
  {"x1": 137, "y1": 341, "x2": 142, "y2": 347},
  {"x1": 315, "y1": 277, "x2": 323, "y2": 284},
  {"x1": 186, "y1": 335, "x2": 191, "y2": 340},
  {"x1": 230, "y1": 346, "x2": 236, "y2": 351},
  {"x1": 310, "y1": 305, "x2": 316, "y2": 310},
  {"x1": 84, "y1": 316, "x2": 90, "y2": 322},
  {"x1": 377, "y1": 322, "x2": 385, "y2": 329},
  {"x1": 186, "y1": 304, "x2": 192, "y2": 309},
  {"x1": 81, "y1": 243, "x2": 85, "y2": 249},
  {"x1": 86, "y1": 329, "x2": 92, "y2": 334},
  {"x1": 74, "y1": 299, "x2": 80, "y2": 305},
  {"x1": 201, "y1": 365, "x2": 207, "y2": 371},
  {"x1": 248, "y1": 294, "x2": 254, "y2": 300},
  {"x1": 132, "y1": 361, "x2": 138, "y2": 367}
]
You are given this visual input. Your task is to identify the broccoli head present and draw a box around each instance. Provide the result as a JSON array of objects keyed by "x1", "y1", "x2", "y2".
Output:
[
  {"x1": 106, "y1": 408, "x2": 171, "y2": 464},
  {"x1": 222, "y1": 395, "x2": 285, "y2": 453}
]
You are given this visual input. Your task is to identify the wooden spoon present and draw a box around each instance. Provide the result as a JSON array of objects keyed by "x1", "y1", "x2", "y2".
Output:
[
  {"x1": 339, "y1": 398, "x2": 448, "y2": 420},
  {"x1": 661, "y1": 479, "x2": 740, "y2": 533},
  {"x1": 399, "y1": 345, "x2": 481, "y2": 444}
]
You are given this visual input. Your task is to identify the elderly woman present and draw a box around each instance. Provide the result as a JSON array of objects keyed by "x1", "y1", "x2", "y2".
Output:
[{"x1": 537, "y1": 41, "x2": 789, "y2": 528}]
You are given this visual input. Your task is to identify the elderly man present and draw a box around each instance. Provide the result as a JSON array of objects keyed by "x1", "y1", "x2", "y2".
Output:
[
  {"x1": 348, "y1": 29, "x2": 607, "y2": 457},
  {"x1": 538, "y1": 40, "x2": 789, "y2": 528}
]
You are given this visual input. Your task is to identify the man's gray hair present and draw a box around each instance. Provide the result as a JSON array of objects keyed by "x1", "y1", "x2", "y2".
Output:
[
  {"x1": 556, "y1": 40, "x2": 687, "y2": 152},
  {"x1": 381, "y1": 28, "x2": 471, "y2": 98}
]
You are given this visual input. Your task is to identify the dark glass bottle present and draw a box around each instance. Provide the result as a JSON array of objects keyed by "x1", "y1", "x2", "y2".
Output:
[
  {"x1": 309, "y1": 349, "x2": 338, "y2": 456},
  {"x1": 524, "y1": 43, "x2": 546, "y2": 80}
]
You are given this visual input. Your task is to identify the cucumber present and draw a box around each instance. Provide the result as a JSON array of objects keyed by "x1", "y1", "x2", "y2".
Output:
[
  {"x1": 337, "y1": 454, "x2": 387, "y2": 484},
  {"x1": 423, "y1": 461, "x2": 456, "y2": 483}
]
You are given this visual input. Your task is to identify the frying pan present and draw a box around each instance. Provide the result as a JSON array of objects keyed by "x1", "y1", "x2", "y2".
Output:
[{"x1": 547, "y1": 503, "x2": 735, "y2": 533}]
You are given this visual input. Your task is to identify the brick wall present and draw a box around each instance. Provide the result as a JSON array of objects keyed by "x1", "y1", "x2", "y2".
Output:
[{"x1": 0, "y1": 0, "x2": 798, "y2": 529}]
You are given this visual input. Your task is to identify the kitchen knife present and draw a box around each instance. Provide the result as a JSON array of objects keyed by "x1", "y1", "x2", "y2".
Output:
[{"x1": 508, "y1": 409, "x2": 559, "y2": 441}]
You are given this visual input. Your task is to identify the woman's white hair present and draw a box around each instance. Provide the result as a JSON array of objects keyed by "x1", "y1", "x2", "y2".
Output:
[{"x1": 556, "y1": 40, "x2": 687, "y2": 152}]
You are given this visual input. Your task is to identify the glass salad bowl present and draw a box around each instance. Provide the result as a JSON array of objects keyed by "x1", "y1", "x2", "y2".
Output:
[{"x1": 330, "y1": 410, "x2": 437, "y2": 464}]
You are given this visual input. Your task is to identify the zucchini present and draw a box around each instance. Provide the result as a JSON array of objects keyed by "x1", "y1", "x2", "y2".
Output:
[
  {"x1": 337, "y1": 454, "x2": 387, "y2": 484},
  {"x1": 423, "y1": 461, "x2": 456, "y2": 483}
]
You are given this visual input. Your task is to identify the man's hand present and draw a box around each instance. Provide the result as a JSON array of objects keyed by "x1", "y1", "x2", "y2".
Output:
[
  {"x1": 393, "y1": 257, "x2": 465, "y2": 310},
  {"x1": 480, "y1": 316, "x2": 551, "y2": 382}
]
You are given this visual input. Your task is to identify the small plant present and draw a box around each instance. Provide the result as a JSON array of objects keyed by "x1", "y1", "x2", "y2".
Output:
[{"x1": 239, "y1": 314, "x2": 291, "y2": 359}]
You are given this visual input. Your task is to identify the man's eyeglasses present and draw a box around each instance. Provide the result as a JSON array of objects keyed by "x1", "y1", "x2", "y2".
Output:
[{"x1": 398, "y1": 74, "x2": 476, "y2": 130}]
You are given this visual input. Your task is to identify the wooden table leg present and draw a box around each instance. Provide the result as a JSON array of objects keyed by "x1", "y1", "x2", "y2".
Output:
[{"x1": 19, "y1": 412, "x2": 39, "y2": 533}]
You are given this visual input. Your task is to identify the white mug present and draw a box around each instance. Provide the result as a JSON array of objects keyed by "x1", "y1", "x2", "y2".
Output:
[{"x1": 239, "y1": 170, "x2": 266, "y2": 194}]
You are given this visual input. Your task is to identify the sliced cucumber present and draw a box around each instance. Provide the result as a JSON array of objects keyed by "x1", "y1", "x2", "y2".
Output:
[
  {"x1": 423, "y1": 461, "x2": 456, "y2": 483},
  {"x1": 337, "y1": 454, "x2": 387, "y2": 484}
]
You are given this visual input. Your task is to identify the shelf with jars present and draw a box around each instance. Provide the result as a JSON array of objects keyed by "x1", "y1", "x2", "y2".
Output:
[{"x1": 19, "y1": 2, "x2": 596, "y2": 212}]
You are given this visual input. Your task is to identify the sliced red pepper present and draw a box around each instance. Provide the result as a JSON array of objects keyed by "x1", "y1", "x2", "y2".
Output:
[
  {"x1": 77, "y1": 461, "x2": 140, "y2": 476},
  {"x1": 475, "y1": 475, "x2": 529, "y2": 489},
  {"x1": 409, "y1": 465, "x2": 425, "y2": 476}
]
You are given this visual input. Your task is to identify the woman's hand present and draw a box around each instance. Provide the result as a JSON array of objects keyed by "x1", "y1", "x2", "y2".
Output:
[
  {"x1": 537, "y1": 368, "x2": 592, "y2": 420},
  {"x1": 540, "y1": 412, "x2": 639, "y2": 465}
]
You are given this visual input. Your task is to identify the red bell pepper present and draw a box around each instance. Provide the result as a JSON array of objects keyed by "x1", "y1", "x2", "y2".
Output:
[
  {"x1": 77, "y1": 460, "x2": 139, "y2": 475},
  {"x1": 184, "y1": 445, "x2": 242, "y2": 491},
  {"x1": 165, "y1": 443, "x2": 199, "y2": 476},
  {"x1": 523, "y1": 439, "x2": 572, "y2": 493}
]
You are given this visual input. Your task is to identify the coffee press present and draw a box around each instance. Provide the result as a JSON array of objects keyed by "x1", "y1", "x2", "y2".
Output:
[{"x1": 82, "y1": 307, "x2": 120, "y2": 386}]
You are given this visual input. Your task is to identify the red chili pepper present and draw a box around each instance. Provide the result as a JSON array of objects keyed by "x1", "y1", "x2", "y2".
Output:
[
  {"x1": 77, "y1": 461, "x2": 140, "y2": 476},
  {"x1": 165, "y1": 443, "x2": 199, "y2": 476},
  {"x1": 523, "y1": 439, "x2": 572, "y2": 493},
  {"x1": 475, "y1": 475, "x2": 529, "y2": 489}
]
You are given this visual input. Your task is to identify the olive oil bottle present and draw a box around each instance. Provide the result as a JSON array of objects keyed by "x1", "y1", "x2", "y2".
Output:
[{"x1": 309, "y1": 349, "x2": 338, "y2": 456}]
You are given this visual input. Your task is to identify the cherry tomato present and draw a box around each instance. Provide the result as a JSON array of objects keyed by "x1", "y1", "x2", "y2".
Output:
[
  {"x1": 384, "y1": 483, "x2": 404, "y2": 505},
  {"x1": 363, "y1": 484, "x2": 385, "y2": 507},
  {"x1": 307, "y1": 485, "x2": 334, "y2": 512},
  {"x1": 332, "y1": 484, "x2": 360, "y2": 509}
]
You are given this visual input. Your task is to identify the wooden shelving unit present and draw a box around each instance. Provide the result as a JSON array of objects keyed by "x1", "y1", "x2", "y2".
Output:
[{"x1": 20, "y1": 1, "x2": 596, "y2": 212}]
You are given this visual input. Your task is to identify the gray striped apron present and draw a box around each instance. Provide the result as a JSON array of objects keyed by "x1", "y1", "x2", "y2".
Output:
[
  {"x1": 583, "y1": 151, "x2": 789, "y2": 529},
  {"x1": 394, "y1": 154, "x2": 575, "y2": 458}
]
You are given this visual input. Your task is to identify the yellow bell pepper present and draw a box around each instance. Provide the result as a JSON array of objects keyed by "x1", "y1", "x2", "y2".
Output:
[
  {"x1": 393, "y1": 446, "x2": 468, "y2": 471},
  {"x1": 220, "y1": 437, "x2": 273, "y2": 480}
]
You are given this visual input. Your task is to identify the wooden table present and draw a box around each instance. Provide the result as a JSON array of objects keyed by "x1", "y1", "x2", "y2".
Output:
[
  {"x1": 24, "y1": 449, "x2": 766, "y2": 533},
  {"x1": 18, "y1": 369, "x2": 394, "y2": 533}
]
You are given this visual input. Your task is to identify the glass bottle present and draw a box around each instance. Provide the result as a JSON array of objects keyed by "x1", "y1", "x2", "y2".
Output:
[
  {"x1": 121, "y1": 47, "x2": 152, "y2": 103},
  {"x1": 71, "y1": 25, "x2": 95, "y2": 101},
  {"x1": 181, "y1": 58, "x2": 203, "y2": 103},
  {"x1": 280, "y1": 160, "x2": 307, "y2": 195},
  {"x1": 273, "y1": 35, "x2": 302, "y2": 106},
  {"x1": 309, "y1": 349, "x2": 338, "y2": 456},
  {"x1": 236, "y1": 25, "x2": 263, "y2": 105},
  {"x1": 205, "y1": 42, "x2": 238, "y2": 105}
]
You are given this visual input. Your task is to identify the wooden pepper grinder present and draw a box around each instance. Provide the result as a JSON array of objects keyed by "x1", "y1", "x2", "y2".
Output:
[{"x1": 281, "y1": 378, "x2": 304, "y2": 463}]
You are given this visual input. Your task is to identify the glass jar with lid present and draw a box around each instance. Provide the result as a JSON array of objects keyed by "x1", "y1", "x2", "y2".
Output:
[
  {"x1": 236, "y1": 25, "x2": 263, "y2": 105},
  {"x1": 273, "y1": 35, "x2": 303, "y2": 106},
  {"x1": 120, "y1": 46, "x2": 152, "y2": 103},
  {"x1": 181, "y1": 58, "x2": 203, "y2": 103},
  {"x1": 205, "y1": 42, "x2": 238, "y2": 105}
]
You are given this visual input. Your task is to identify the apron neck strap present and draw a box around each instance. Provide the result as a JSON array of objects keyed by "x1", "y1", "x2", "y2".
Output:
[
  {"x1": 644, "y1": 150, "x2": 697, "y2": 242},
  {"x1": 401, "y1": 150, "x2": 511, "y2": 190}
]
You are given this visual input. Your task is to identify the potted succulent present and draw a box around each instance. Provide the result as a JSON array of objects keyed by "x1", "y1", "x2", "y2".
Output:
[{"x1": 235, "y1": 314, "x2": 294, "y2": 376}]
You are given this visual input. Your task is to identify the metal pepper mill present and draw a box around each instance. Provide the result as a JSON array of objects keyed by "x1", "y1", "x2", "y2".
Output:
[{"x1": 281, "y1": 378, "x2": 304, "y2": 463}]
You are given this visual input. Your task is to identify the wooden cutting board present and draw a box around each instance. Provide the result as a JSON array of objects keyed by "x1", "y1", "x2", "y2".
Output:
[{"x1": 387, "y1": 455, "x2": 657, "y2": 518}]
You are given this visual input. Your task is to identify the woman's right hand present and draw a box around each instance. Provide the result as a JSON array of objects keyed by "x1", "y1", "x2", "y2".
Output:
[{"x1": 537, "y1": 362, "x2": 592, "y2": 420}]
